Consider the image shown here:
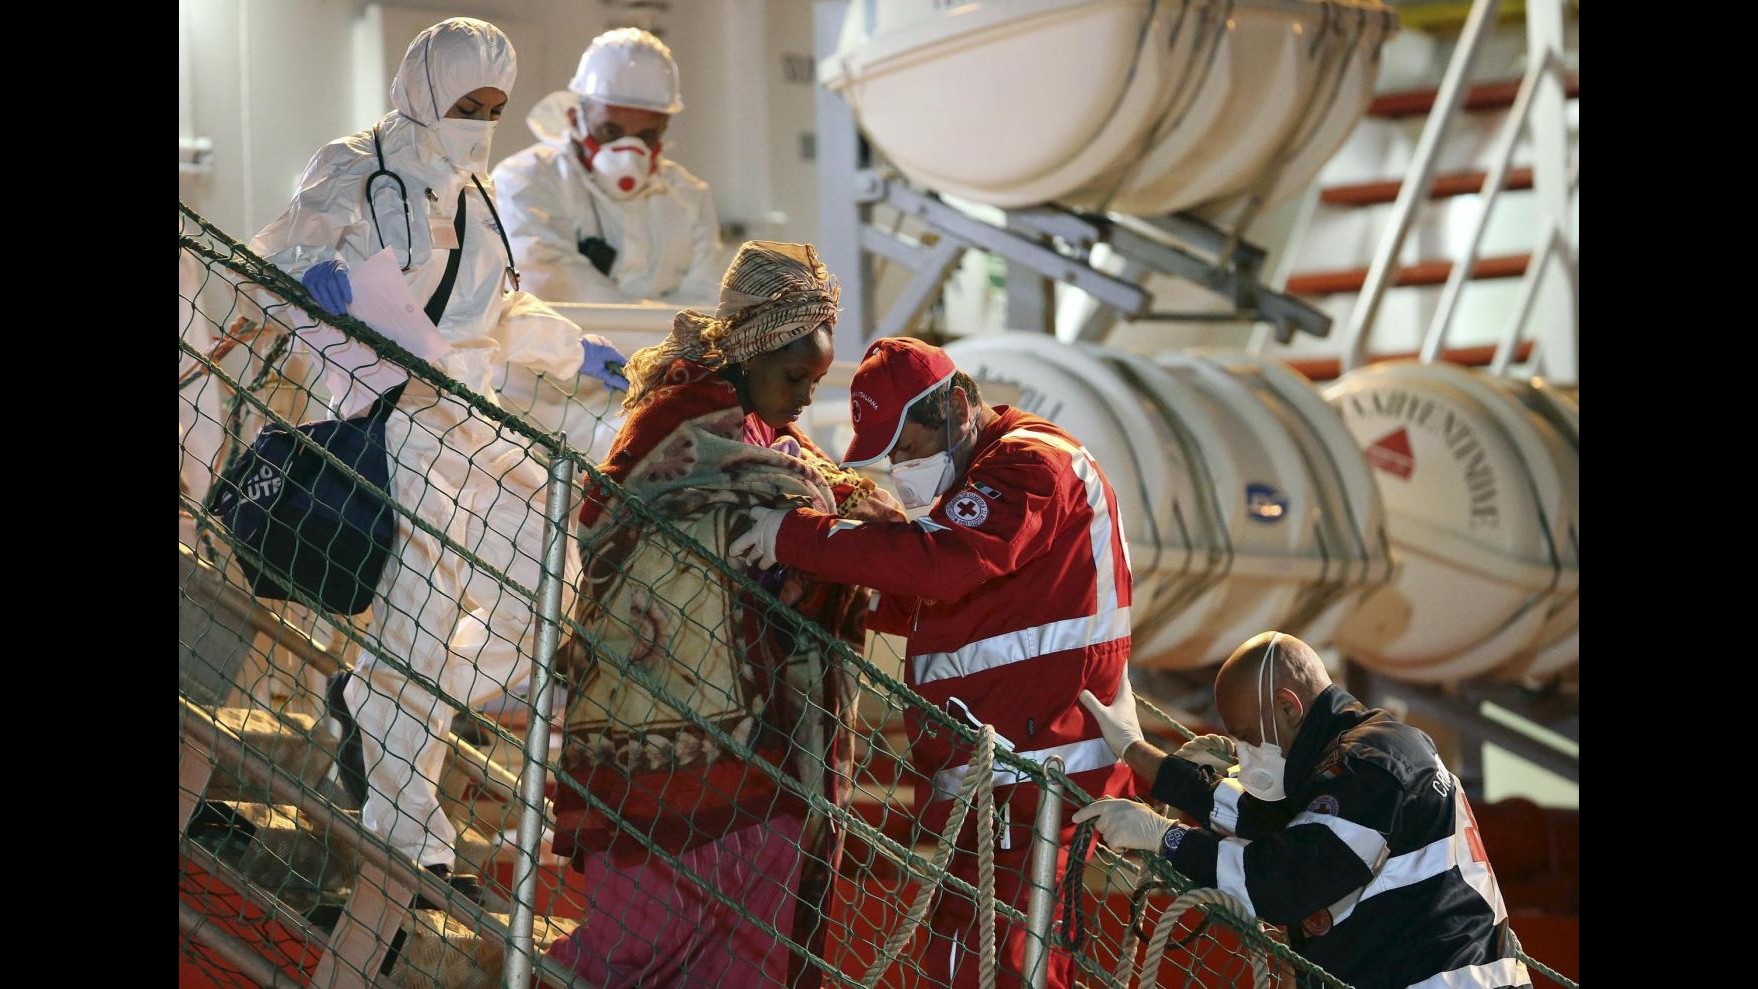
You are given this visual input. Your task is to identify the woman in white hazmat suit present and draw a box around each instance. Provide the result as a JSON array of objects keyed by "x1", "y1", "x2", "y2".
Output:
[
  {"x1": 490, "y1": 28, "x2": 724, "y2": 308},
  {"x1": 247, "y1": 16, "x2": 613, "y2": 900}
]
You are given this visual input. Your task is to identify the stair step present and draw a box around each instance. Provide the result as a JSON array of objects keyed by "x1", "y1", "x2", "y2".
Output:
[
  {"x1": 181, "y1": 845, "x2": 580, "y2": 989},
  {"x1": 186, "y1": 795, "x2": 505, "y2": 904},
  {"x1": 196, "y1": 700, "x2": 539, "y2": 869},
  {"x1": 383, "y1": 906, "x2": 579, "y2": 988},
  {"x1": 184, "y1": 799, "x2": 358, "y2": 913},
  {"x1": 201, "y1": 707, "x2": 340, "y2": 805},
  {"x1": 1320, "y1": 166, "x2": 1536, "y2": 207},
  {"x1": 1285, "y1": 341, "x2": 1537, "y2": 383},
  {"x1": 1285, "y1": 252, "x2": 1529, "y2": 296},
  {"x1": 1368, "y1": 74, "x2": 1579, "y2": 119}
]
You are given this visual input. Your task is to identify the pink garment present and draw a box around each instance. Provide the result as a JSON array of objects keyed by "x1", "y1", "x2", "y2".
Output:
[{"x1": 548, "y1": 814, "x2": 807, "y2": 989}]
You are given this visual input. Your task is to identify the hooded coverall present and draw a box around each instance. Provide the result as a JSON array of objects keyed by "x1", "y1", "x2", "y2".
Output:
[{"x1": 248, "y1": 17, "x2": 584, "y2": 871}]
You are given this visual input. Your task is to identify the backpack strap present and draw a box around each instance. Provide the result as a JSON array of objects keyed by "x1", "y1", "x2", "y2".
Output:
[{"x1": 423, "y1": 187, "x2": 467, "y2": 325}]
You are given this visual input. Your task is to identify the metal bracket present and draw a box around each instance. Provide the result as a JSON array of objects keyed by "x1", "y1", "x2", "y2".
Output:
[
  {"x1": 1113, "y1": 213, "x2": 1334, "y2": 344},
  {"x1": 853, "y1": 175, "x2": 1329, "y2": 346},
  {"x1": 842, "y1": 171, "x2": 1152, "y2": 342},
  {"x1": 869, "y1": 173, "x2": 1150, "y2": 318}
]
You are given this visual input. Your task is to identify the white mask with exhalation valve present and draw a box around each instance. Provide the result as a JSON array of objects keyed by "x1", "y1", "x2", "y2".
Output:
[
  {"x1": 890, "y1": 393, "x2": 967, "y2": 510},
  {"x1": 891, "y1": 452, "x2": 954, "y2": 510},
  {"x1": 434, "y1": 118, "x2": 496, "y2": 174},
  {"x1": 589, "y1": 136, "x2": 656, "y2": 199},
  {"x1": 1234, "y1": 633, "x2": 1290, "y2": 802}
]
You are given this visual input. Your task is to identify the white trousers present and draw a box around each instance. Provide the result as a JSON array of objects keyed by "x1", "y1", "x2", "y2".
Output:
[{"x1": 346, "y1": 383, "x2": 581, "y2": 868}]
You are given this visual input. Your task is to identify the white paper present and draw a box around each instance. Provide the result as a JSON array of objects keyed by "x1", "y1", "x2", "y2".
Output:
[
  {"x1": 298, "y1": 248, "x2": 455, "y2": 419},
  {"x1": 349, "y1": 248, "x2": 453, "y2": 362}
]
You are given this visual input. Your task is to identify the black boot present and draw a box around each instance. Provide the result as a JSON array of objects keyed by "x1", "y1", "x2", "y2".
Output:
[
  {"x1": 325, "y1": 671, "x2": 369, "y2": 808},
  {"x1": 414, "y1": 863, "x2": 488, "y2": 911}
]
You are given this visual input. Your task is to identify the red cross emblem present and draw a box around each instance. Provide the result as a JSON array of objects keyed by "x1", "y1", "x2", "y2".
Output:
[{"x1": 948, "y1": 493, "x2": 988, "y2": 527}]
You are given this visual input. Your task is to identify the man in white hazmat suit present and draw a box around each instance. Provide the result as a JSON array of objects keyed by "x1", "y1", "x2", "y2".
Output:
[
  {"x1": 247, "y1": 17, "x2": 625, "y2": 906},
  {"x1": 491, "y1": 28, "x2": 723, "y2": 308}
]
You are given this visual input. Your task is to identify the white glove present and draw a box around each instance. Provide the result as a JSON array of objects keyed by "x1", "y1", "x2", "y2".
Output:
[
  {"x1": 1078, "y1": 674, "x2": 1145, "y2": 759},
  {"x1": 728, "y1": 505, "x2": 790, "y2": 570},
  {"x1": 1072, "y1": 798, "x2": 1179, "y2": 852},
  {"x1": 1174, "y1": 733, "x2": 1238, "y2": 772}
]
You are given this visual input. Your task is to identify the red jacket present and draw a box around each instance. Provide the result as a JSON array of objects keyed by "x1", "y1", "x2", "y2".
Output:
[{"x1": 774, "y1": 406, "x2": 1137, "y2": 835}]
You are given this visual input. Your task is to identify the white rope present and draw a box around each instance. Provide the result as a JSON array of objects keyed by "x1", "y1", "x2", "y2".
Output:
[
  {"x1": 1136, "y1": 896, "x2": 1181, "y2": 988},
  {"x1": 1114, "y1": 885, "x2": 1280, "y2": 989},
  {"x1": 858, "y1": 725, "x2": 998, "y2": 989}
]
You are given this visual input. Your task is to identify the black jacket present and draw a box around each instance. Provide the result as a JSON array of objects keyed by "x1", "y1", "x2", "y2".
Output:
[{"x1": 1153, "y1": 686, "x2": 1531, "y2": 989}]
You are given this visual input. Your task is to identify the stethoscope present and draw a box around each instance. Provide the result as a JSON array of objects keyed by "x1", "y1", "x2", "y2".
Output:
[
  {"x1": 365, "y1": 124, "x2": 521, "y2": 292},
  {"x1": 365, "y1": 30, "x2": 439, "y2": 273},
  {"x1": 366, "y1": 127, "x2": 415, "y2": 272}
]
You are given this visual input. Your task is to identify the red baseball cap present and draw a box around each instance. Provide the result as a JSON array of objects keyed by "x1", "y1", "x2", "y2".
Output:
[{"x1": 841, "y1": 337, "x2": 958, "y2": 467}]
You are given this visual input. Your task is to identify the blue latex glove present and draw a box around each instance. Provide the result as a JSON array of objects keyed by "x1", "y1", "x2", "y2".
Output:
[
  {"x1": 580, "y1": 334, "x2": 630, "y2": 391},
  {"x1": 301, "y1": 259, "x2": 353, "y2": 317}
]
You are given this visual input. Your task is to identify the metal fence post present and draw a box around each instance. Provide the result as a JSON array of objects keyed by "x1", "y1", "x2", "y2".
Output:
[
  {"x1": 1022, "y1": 756, "x2": 1067, "y2": 989},
  {"x1": 504, "y1": 446, "x2": 576, "y2": 988}
]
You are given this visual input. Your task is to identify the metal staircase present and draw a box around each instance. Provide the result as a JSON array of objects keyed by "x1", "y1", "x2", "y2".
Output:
[
  {"x1": 1275, "y1": 0, "x2": 1579, "y2": 383},
  {"x1": 179, "y1": 540, "x2": 585, "y2": 988}
]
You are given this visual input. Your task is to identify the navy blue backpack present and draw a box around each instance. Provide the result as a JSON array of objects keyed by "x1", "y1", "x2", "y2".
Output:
[
  {"x1": 210, "y1": 383, "x2": 405, "y2": 615},
  {"x1": 212, "y1": 149, "x2": 497, "y2": 613}
]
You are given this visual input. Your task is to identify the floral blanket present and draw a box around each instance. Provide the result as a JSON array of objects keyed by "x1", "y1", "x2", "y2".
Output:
[{"x1": 554, "y1": 359, "x2": 900, "y2": 988}]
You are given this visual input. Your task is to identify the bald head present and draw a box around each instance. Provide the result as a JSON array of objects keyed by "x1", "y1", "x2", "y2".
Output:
[{"x1": 1214, "y1": 632, "x2": 1332, "y2": 747}]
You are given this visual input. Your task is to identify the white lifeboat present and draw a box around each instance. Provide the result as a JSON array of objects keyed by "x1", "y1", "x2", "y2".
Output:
[
  {"x1": 1188, "y1": 348, "x2": 1397, "y2": 647},
  {"x1": 943, "y1": 334, "x2": 1393, "y2": 669},
  {"x1": 1475, "y1": 375, "x2": 1579, "y2": 682},
  {"x1": 1322, "y1": 362, "x2": 1579, "y2": 683},
  {"x1": 820, "y1": 0, "x2": 1396, "y2": 219},
  {"x1": 941, "y1": 333, "x2": 1198, "y2": 625},
  {"x1": 1133, "y1": 348, "x2": 1393, "y2": 666}
]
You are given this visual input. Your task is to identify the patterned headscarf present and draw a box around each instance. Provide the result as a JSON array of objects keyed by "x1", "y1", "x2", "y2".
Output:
[{"x1": 622, "y1": 241, "x2": 840, "y2": 410}]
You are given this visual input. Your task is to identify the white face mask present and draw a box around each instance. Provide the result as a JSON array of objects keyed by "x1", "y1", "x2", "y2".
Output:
[
  {"x1": 1235, "y1": 633, "x2": 1289, "y2": 802},
  {"x1": 890, "y1": 394, "x2": 969, "y2": 511},
  {"x1": 434, "y1": 118, "x2": 496, "y2": 174},
  {"x1": 891, "y1": 452, "x2": 954, "y2": 510},
  {"x1": 589, "y1": 136, "x2": 656, "y2": 200}
]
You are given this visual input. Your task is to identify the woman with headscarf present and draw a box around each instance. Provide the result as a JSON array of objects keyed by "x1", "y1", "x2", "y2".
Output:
[
  {"x1": 549, "y1": 241, "x2": 903, "y2": 988},
  {"x1": 245, "y1": 17, "x2": 625, "y2": 908}
]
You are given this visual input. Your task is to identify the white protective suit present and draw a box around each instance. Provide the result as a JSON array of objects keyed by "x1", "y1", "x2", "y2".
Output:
[
  {"x1": 490, "y1": 91, "x2": 724, "y2": 307},
  {"x1": 247, "y1": 17, "x2": 584, "y2": 870},
  {"x1": 178, "y1": 243, "x2": 224, "y2": 508}
]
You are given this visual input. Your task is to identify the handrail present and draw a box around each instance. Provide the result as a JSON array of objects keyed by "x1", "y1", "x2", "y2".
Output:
[
  {"x1": 1420, "y1": 48, "x2": 1561, "y2": 361},
  {"x1": 1339, "y1": 0, "x2": 1576, "y2": 382},
  {"x1": 1338, "y1": 0, "x2": 1505, "y2": 373},
  {"x1": 180, "y1": 899, "x2": 306, "y2": 989},
  {"x1": 178, "y1": 694, "x2": 597, "y2": 989},
  {"x1": 182, "y1": 839, "x2": 333, "y2": 984},
  {"x1": 1489, "y1": 229, "x2": 1569, "y2": 377},
  {"x1": 178, "y1": 543, "x2": 536, "y2": 819}
]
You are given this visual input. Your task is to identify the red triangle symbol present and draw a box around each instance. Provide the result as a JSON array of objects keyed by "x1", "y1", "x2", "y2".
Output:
[{"x1": 1366, "y1": 427, "x2": 1415, "y2": 479}]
